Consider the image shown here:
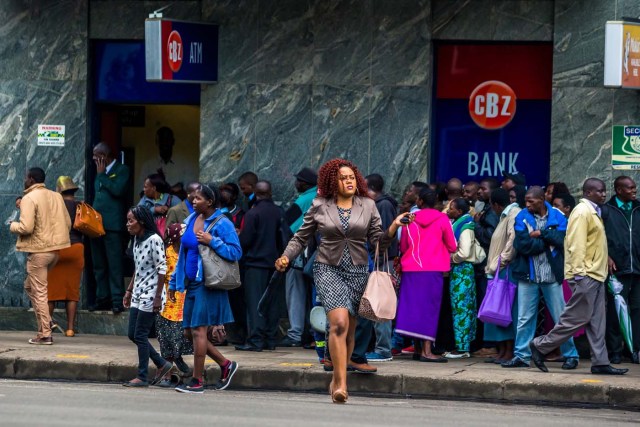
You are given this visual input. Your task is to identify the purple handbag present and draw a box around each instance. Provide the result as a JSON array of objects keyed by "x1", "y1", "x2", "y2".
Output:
[{"x1": 478, "y1": 256, "x2": 516, "y2": 327}]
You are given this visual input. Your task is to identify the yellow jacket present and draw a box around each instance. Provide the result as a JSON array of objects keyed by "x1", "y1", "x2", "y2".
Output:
[
  {"x1": 10, "y1": 184, "x2": 71, "y2": 253},
  {"x1": 564, "y1": 199, "x2": 608, "y2": 282}
]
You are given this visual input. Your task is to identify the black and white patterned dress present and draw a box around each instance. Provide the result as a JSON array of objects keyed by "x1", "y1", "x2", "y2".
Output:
[
  {"x1": 131, "y1": 234, "x2": 167, "y2": 312},
  {"x1": 313, "y1": 206, "x2": 368, "y2": 316}
]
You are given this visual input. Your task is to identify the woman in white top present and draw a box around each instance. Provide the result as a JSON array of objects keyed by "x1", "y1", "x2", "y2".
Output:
[{"x1": 122, "y1": 206, "x2": 173, "y2": 387}]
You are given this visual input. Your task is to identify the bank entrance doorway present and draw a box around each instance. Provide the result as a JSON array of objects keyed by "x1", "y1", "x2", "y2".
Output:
[{"x1": 87, "y1": 40, "x2": 201, "y2": 308}]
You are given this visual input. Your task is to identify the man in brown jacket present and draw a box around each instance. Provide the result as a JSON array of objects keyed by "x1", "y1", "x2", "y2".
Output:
[{"x1": 10, "y1": 167, "x2": 71, "y2": 345}]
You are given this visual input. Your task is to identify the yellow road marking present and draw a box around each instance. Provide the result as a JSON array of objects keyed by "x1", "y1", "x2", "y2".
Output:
[
  {"x1": 56, "y1": 354, "x2": 90, "y2": 359},
  {"x1": 581, "y1": 379, "x2": 603, "y2": 383}
]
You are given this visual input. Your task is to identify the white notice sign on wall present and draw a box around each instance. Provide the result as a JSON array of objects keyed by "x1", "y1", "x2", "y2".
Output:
[{"x1": 37, "y1": 125, "x2": 65, "y2": 147}]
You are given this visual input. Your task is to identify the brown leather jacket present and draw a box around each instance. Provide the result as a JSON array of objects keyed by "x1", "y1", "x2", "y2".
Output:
[
  {"x1": 10, "y1": 184, "x2": 71, "y2": 253},
  {"x1": 282, "y1": 196, "x2": 393, "y2": 266}
]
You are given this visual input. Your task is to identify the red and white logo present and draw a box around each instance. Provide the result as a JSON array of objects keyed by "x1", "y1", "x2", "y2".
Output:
[
  {"x1": 167, "y1": 30, "x2": 183, "y2": 73},
  {"x1": 468, "y1": 81, "x2": 517, "y2": 130}
]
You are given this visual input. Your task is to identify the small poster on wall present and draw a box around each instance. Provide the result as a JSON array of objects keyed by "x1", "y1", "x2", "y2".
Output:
[
  {"x1": 612, "y1": 125, "x2": 640, "y2": 170},
  {"x1": 37, "y1": 125, "x2": 65, "y2": 147}
]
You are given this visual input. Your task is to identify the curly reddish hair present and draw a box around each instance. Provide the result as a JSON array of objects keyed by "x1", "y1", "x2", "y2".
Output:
[{"x1": 317, "y1": 158, "x2": 369, "y2": 199}]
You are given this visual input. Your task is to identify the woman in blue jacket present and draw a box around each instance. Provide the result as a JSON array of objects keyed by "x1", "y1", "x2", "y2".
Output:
[{"x1": 168, "y1": 184, "x2": 242, "y2": 393}]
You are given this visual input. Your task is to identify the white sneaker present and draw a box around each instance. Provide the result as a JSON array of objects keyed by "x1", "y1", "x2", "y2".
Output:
[{"x1": 443, "y1": 351, "x2": 470, "y2": 359}]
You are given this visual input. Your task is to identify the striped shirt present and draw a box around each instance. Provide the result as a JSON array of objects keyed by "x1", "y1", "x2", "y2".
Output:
[{"x1": 531, "y1": 212, "x2": 556, "y2": 284}]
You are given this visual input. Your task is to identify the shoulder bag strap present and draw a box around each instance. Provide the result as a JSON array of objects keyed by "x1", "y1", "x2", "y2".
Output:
[{"x1": 204, "y1": 214, "x2": 225, "y2": 234}]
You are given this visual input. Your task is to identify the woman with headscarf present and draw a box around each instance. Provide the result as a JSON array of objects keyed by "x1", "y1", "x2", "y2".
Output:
[
  {"x1": 155, "y1": 223, "x2": 194, "y2": 387},
  {"x1": 446, "y1": 198, "x2": 485, "y2": 358}
]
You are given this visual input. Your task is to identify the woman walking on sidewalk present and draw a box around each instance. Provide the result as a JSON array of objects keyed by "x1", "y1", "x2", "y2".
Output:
[
  {"x1": 155, "y1": 223, "x2": 194, "y2": 387},
  {"x1": 276, "y1": 158, "x2": 409, "y2": 404},
  {"x1": 123, "y1": 206, "x2": 173, "y2": 387},
  {"x1": 168, "y1": 184, "x2": 242, "y2": 394}
]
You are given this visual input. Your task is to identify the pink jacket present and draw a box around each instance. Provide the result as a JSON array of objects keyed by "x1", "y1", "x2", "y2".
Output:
[{"x1": 399, "y1": 208, "x2": 457, "y2": 272}]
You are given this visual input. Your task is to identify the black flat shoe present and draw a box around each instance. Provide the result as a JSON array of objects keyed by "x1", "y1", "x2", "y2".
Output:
[
  {"x1": 562, "y1": 357, "x2": 579, "y2": 370},
  {"x1": 501, "y1": 358, "x2": 529, "y2": 368},
  {"x1": 235, "y1": 344, "x2": 262, "y2": 352},
  {"x1": 632, "y1": 352, "x2": 640, "y2": 364},
  {"x1": 529, "y1": 342, "x2": 548, "y2": 373},
  {"x1": 591, "y1": 365, "x2": 628, "y2": 375},
  {"x1": 419, "y1": 356, "x2": 448, "y2": 363}
]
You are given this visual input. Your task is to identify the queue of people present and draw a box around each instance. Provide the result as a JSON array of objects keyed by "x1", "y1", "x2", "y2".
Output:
[{"x1": 9, "y1": 148, "x2": 639, "y2": 403}]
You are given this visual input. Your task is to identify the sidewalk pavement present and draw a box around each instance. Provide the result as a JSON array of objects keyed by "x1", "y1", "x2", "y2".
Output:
[{"x1": 1, "y1": 331, "x2": 639, "y2": 409}]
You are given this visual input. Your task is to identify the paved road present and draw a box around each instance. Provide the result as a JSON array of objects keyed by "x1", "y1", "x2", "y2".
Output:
[{"x1": 0, "y1": 379, "x2": 637, "y2": 426}]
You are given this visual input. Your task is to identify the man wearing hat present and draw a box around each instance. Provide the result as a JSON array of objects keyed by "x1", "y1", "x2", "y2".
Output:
[
  {"x1": 278, "y1": 168, "x2": 318, "y2": 347},
  {"x1": 502, "y1": 171, "x2": 526, "y2": 191}
]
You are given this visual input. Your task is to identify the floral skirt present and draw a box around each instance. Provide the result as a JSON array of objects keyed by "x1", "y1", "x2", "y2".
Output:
[
  {"x1": 450, "y1": 262, "x2": 477, "y2": 352},
  {"x1": 156, "y1": 315, "x2": 193, "y2": 360}
]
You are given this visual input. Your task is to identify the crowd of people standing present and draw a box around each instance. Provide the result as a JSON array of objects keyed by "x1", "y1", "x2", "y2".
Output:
[{"x1": 8, "y1": 142, "x2": 639, "y2": 402}]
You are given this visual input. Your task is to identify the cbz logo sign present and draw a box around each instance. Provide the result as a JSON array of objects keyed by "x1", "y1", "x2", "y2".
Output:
[
  {"x1": 167, "y1": 31, "x2": 183, "y2": 72},
  {"x1": 145, "y1": 19, "x2": 218, "y2": 83},
  {"x1": 468, "y1": 81, "x2": 517, "y2": 130}
]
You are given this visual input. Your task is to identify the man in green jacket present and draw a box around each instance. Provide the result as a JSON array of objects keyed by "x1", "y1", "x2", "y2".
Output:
[{"x1": 91, "y1": 142, "x2": 130, "y2": 313}]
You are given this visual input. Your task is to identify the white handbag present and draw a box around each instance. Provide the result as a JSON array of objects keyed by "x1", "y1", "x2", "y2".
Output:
[{"x1": 358, "y1": 243, "x2": 397, "y2": 322}]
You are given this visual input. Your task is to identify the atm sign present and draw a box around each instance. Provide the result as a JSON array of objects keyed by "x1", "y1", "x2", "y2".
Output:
[{"x1": 468, "y1": 80, "x2": 517, "y2": 130}]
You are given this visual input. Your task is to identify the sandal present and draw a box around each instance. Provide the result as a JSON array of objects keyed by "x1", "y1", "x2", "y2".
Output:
[
  {"x1": 150, "y1": 362, "x2": 174, "y2": 386},
  {"x1": 49, "y1": 321, "x2": 65, "y2": 334},
  {"x1": 65, "y1": 330, "x2": 75, "y2": 337}
]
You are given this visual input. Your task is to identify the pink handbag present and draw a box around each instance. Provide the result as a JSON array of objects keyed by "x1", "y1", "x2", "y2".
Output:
[{"x1": 358, "y1": 243, "x2": 397, "y2": 322}]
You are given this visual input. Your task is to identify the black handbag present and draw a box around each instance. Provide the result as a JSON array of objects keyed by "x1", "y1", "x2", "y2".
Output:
[
  {"x1": 303, "y1": 250, "x2": 317, "y2": 279},
  {"x1": 198, "y1": 216, "x2": 241, "y2": 291}
]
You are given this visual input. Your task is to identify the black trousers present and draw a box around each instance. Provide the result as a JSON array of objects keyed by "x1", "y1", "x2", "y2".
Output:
[
  {"x1": 128, "y1": 308, "x2": 165, "y2": 382},
  {"x1": 606, "y1": 274, "x2": 640, "y2": 354},
  {"x1": 91, "y1": 231, "x2": 125, "y2": 308},
  {"x1": 244, "y1": 267, "x2": 279, "y2": 348}
]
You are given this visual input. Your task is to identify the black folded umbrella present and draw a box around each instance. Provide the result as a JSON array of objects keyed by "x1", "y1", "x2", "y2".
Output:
[{"x1": 258, "y1": 270, "x2": 286, "y2": 318}]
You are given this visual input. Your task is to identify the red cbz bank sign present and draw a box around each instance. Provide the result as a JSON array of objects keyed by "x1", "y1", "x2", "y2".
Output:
[
  {"x1": 145, "y1": 18, "x2": 218, "y2": 83},
  {"x1": 432, "y1": 43, "x2": 552, "y2": 185}
]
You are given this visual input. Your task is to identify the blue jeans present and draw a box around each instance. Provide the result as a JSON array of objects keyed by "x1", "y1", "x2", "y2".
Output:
[
  {"x1": 514, "y1": 281, "x2": 578, "y2": 361},
  {"x1": 351, "y1": 317, "x2": 393, "y2": 362},
  {"x1": 285, "y1": 267, "x2": 308, "y2": 342},
  {"x1": 128, "y1": 308, "x2": 166, "y2": 382}
]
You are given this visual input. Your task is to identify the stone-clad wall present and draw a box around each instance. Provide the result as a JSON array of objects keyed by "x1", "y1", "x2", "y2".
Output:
[
  {"x1": 0, "y1": 0, "x2": 87, "y2": 306},
  {"x1": 551, "y1": 0, "x2": 640, "y2": 194},
  {"x1": 199, "y1": 0, "x2": 557, "y2": 203},
  {"x1": 2, "y1": 0, "x2": 639, "y2": 307},
  {"x1": 199, "y1": 0, "x2": 432, "y2": 203}
]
